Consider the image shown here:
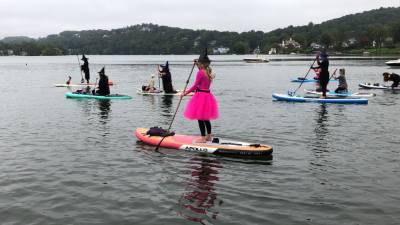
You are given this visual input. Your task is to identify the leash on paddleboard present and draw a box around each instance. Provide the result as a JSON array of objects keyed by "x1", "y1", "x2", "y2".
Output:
[
  {"x1": 154, "y1": 62, "x2": 196, "y2": 151},
  {"x1": 77, "y1": 55, "x2": 84, "y2": 83},
  {"x1": 289, "y1": 56, "x2": 318, "y2": 96}
]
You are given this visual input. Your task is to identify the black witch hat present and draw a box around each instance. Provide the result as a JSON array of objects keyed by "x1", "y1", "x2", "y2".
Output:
[
  {"x1": 198, "y1": 48, "x2": 210, "y2": 63},
  {"x1": 81, "y1": 54, "x2": 88, "y2": 60},
  {"x1": 98, "y1": 67, "x2": 105, "y2": 75},
  {"x1": 159, "y1": 61, "x2": 169, "y2": 72}
]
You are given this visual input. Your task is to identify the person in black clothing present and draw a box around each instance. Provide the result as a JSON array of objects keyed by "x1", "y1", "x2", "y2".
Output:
[
  {"x1": 95, "y1": 67, "x2": 110, "y2": 96},
  {"x1": 158, "y1": 61, "x2": 177, "y2": 93},
  {"x1": 383, "y1": 72, "x2": 400, "y2": 88},
  {"x1": 312, "y1": 51, "x2": 330, "y2": 98},
  {"x1": 81, "y1": 54, "x2": 90, "y2": 84}
]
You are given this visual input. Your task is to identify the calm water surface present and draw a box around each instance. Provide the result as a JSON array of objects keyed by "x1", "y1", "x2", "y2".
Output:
[{"x1": 0, "y1": 55, "x2": 399, "y2": 225}]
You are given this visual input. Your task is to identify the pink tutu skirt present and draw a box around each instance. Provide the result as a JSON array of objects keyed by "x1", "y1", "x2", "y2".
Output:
[{"x1": 184, "y1": 92, "x2": 219, "y2": 120}]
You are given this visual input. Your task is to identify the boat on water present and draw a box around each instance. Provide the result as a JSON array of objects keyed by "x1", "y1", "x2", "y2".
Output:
[
  {"x1": 385, "y1": 59, "x2": 400, "y2": 67},
  {"x1": 243, "y1": 46, "x2": 269, "y2": 63},
  {"x1": 243, "y1": 57, "x2": 269, "y2": 63}
]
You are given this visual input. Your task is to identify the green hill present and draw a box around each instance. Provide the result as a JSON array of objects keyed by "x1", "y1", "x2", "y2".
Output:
[
  {"x1": 1, "y1": 7, "x2": 400, "y2": 55},
  {"x1": 0, "y1": 36, "x2": 35, "y2": 44}
]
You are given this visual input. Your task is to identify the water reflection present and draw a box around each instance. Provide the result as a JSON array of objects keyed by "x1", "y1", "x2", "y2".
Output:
[
  {"x1": 314, "y1": 104, "x2": 329, "y2": 141},
  {"x1": 178, "y1": 156, "x2": 223, "y2": 224},
  {"x1": 160, "y1": 96, "x2": 174, "y2": 119},
  {"x1": 98, "y1": 100, "x2": 112, "y2": 123}
]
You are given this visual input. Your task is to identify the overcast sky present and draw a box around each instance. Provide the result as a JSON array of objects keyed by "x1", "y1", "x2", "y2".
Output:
[{"x1": 0, "y1": 0, "x2": 399, "y2": 39}]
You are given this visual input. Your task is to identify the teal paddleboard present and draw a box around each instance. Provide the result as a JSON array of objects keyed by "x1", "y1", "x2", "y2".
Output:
[{"x1": 65, "y1": 92, "x2": 132, "y2": 100}]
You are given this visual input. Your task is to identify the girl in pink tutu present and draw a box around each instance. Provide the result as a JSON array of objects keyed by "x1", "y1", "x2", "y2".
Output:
[{"x1": 183, "y1": 50, "x2": 219, "y2": 143}]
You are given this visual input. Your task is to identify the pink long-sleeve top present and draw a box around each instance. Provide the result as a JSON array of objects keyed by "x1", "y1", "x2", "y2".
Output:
[{"x1": 185, "y1": 69, "x2": 212, "y2": 94}]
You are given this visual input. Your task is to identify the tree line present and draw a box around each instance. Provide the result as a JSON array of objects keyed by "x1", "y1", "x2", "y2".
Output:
[{"x1": 1, "y1": 7, "x2": 399, "y2": 56}]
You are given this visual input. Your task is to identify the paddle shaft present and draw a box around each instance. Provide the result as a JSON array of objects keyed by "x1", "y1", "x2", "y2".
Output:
[
  {"x1": 292, "y1": 56, "x2": 318, "y2": 95},
  {"x1": 328, "y1": 68, "x2": 339, "y2": 82},
  {"x1": 91, "y1": 78, "x2": 98, "y2": 94},
  {"x1": 77, "y1": 55, "x2": 84, "y2": 83},
  {"x1": 155, "y1": 63, "x2": 196, "y2": 151},
  {"x1": 158, "y1": 74, "x2": 161, "y2": 90}
]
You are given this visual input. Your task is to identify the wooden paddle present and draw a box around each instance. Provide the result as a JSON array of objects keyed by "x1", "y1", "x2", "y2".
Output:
[
  {"x1": 289, "y1": 56, "x2": 318, "y2": 96},
  {"x1": 77, "y1": 55, "x2": 84, "y2": 83},
  {"x1": 154, "y1": 62, "x2": 196, "y2": 151}
]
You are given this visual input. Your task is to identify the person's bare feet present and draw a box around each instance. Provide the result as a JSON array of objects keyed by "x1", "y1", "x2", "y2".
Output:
[
  {"x1": 206, "y1": 134, "x2": 213, "y2": 141},
  {"x1": 196, "y1": 136, "x2": 207, "y2": 143}
]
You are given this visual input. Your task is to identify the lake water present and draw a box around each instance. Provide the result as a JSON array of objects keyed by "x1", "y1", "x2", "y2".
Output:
[{"x1": 0, "y1": 55, "x2": 399, "y2": 225}]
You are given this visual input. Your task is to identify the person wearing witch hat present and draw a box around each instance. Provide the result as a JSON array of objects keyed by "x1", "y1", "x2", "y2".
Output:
[
  {"x1": 80, "y1": 54, "x2": 90, "y2": 84},
  {"x1": 158, "y1": 61, "x2": 177, "y2": 94},
  {"x1": 311, "y1": 50, "x2": 330, "y2": 98},
  {"x1": 182, "y1": 48, "x2": 219, "y2": 143},
  {"x1": 95, "y1": 67, "x2": 110, "y2": 96}
]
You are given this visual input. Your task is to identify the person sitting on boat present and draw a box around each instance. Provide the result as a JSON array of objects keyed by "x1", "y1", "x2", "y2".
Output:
[
  {"x1": 66, "y1": 75, "x2": 72, "y2": 85},
  {"x1": 142, "y1": 74, "x2": 157, "y2": 92},
  {"x1": 80, "y1": 54, "x2": 90, "y2": 84},
  {"x1": 311, "y1": 51, "x2": 330, "y2": 98},
  {"x1": 182, "y1": 49, "x2": 219, "y2": 143},
  {"x1": 383, "y1": 72, "x2": 400, "y2": 88},
  {"x1": 158, "y1": 61, "x2": 177, "y2": 94},
  {"x1": 95, "y1": 67, "x2": 110, "y2": 96},
  {"x1": 334, "y1": 68, "x2": 348, "y2": 93}
]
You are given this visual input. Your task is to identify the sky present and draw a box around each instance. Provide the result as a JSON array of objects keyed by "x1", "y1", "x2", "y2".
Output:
[{"x1": 0, "y1": 0, "x2": 399, "y2": 39}]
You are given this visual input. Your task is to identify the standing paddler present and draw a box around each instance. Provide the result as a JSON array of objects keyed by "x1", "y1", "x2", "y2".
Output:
[
  {"x1": 182, "y1": 49, "x2": 219, "y2": 143},
  {"x1": 158, "y1": 61, "x2": 177, "y2": 94},
  {"x1": 80, "y1": 54, "x2": 90, "y2": 84},
  {"x1": 311, "y1": 51, "x2": 330, "y2": 98}
]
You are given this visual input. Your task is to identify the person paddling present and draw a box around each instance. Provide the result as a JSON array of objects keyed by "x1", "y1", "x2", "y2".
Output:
[
  {"x1": 80, "y1": 54, "x2": 90, "y2": 84},
  {"x1": 383, "y1": 72, "x2": 400, "y2": 88},
  {"x1": 334, "y1": 68, "x2": 348, "y2": 93},
  {"x1": 158, "y1": 61, "x2": 177, "y2": 94},
  {"x1": 95, "y1": 67, "x2": 110, "y2": 96},
  {"x1": 182, "y1": 49, "x2": 219, "y2": 143},
  {"x1": 311, "y1": 51, "x2": 330, "y2": 98}
]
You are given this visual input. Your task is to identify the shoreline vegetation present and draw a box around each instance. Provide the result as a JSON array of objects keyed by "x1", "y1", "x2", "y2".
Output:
[{"x1": 1, "y1": 7, "x2": 400, "y2": 56}]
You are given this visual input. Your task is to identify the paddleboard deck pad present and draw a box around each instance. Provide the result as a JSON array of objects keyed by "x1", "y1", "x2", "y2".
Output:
[
  {"x1": 304, "y1": 89, "x2": 375, "y2": 98},
  {"x1": 135, "y1": 128, "x2": 273, "y2": 156},
  {"x1": 358, "y1": 83, "x2": 400, "y2": 90},
  {"x1": 272, "y1": 93, "x2": 368, "y2": 104},
  {"x1": 136, "y1": 89, "x2": 194, "y2": 96},
  {"x1": 65, "y1": 92, "x2": 132, "y2": 100}
]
